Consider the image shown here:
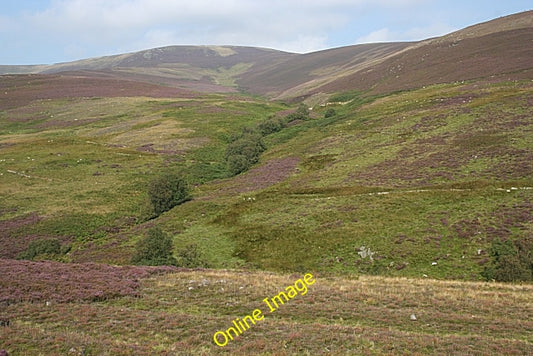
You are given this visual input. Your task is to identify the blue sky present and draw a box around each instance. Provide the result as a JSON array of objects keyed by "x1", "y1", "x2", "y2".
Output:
[{"x1": 1, "y1": 0, "x2": 531, "y2": 65}]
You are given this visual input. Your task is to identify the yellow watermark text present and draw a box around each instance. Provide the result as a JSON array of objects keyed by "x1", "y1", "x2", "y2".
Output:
[{"x1": 213, "y1": 273, "x2": 316, "y2": 347}]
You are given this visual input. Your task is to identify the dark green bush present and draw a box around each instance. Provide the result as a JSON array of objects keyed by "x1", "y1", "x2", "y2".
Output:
[
  {"x1": 258, "y1": 118, "x2": 284, "y2": 136},
  {"x1": 286, "y1": 104, "x2": 310, "y2": 122},
  {"x1": 176, "y1": 243, "x2": 210, "y2": 268},
  {"x1": 17, "y1": 238, "x2": 62, "y2": 260},
  {"x1": 324, "y1": 108, "x2": 337, "y2": 118},
  {"x1": 131, "y1": 226, "x2": 177, "y2": 266},
  {"x1": 148, "y1": 172, "x2": 190, "y2": 216},
  {"x1": 482, "y1": 238, "x2": 532, "y2": 282},
  {"x1": 226, "y1": 136, "x2": 265, "y2": 160},
  {"x1": 227, "y1": 154, "x2": 252, "y2": 175},
  {"x1": 225, "y1": 135, "x2": 266, "y2": 175}
]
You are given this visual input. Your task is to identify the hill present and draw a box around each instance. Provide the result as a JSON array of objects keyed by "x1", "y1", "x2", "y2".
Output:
[
  {"x1": 0, "y1": 8, "x2": 531, "y2": 276},
  {"x1": 0, "y1": 46, "x2": 296, "y2": 95},
  {"x1": 0, "y1": 10, "x2": 532, "y2": 355},
  {"x1": 239, "y1": 10, "x2": 533, "y2": 100},
  {"x1": 1, "y1": 11, "x2": 532, "y2": 102}
]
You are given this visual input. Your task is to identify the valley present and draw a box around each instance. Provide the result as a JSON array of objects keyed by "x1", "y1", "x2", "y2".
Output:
[{"x1": 1, "y1": 10, "x2": 532, "y2": 355}]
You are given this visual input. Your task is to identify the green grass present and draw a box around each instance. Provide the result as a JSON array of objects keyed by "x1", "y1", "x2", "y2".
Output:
[
  {"x1": 1, "y1": 74, "x2": 532, "y2": 355},
  {"x1": 0, "y1": 93, "x2": 286, "y2": 262},
  {"x1": 1, "y1": 79, "x2": 532, "y2": 279},
  {"x1": 150, "y1": 80, "x2": 533, "y2": 280}
]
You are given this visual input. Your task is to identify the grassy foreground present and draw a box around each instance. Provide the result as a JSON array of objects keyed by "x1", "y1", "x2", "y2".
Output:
[{"x1": 1, "y1": 264, "x2": 531, "y2": 355}]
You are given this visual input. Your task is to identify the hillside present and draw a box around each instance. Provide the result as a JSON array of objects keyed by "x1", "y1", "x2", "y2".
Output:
[
  {"x1": 0, "y1": 10, "x2": 532, "y2": 355},
  {"x1": 1, "y1": 11, "x2": 532, "y2": 102},
  {"x1": 0, "y1": 46, "x2": 296, "y2": 94},
  {"x1": 0, "y1": 8, "x2": 531, "y2": 279},
  {"x1": 1, "y1": 262, "x2": 532, "y2": 355}
]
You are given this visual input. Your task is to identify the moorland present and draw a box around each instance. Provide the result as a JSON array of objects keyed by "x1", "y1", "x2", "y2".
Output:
[{"x1": 1, "y1": 10, "x2": 532, "y2": 355}]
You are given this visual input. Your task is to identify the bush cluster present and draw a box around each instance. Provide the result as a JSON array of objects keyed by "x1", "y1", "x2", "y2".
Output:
[
  {"x1": 224, "y1": 105, "x2": 310, "y2": 176},
  {"x1": 225, "y1": 133, "x2": 266, "y2": 175},
  {"x1": 147, "y1": 172, "x2": 190, "y2": 217},
  {"x1": 132, "y1": 226, "x2": 210, "y2": 268},
  {"x1": 16, "y1": 238, "x2": 68, "y2": 261},
  {"x1": 131, "y1": 226, "x2": 177, "y2": 266},
  {"x1": 482, "y1": 238, "x2": 532, "y2": 282},
  {"x1": 285, "y1": 104, "x2": 310, "y2": 123}
]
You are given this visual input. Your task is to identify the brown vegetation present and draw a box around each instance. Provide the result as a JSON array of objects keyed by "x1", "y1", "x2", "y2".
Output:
[
  {"x1": 0, "y1": 74, "x2": 197, "y2": 110},
  {"x1": 0, "y1": 259, "x2": 177, "y2": 304}
]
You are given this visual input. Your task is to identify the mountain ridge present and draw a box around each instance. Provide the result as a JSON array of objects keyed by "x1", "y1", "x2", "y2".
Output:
[{"x1": 1, "y1": 10, "x2": 532, "y2": 102}]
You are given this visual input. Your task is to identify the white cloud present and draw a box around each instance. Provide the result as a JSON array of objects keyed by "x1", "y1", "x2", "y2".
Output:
[
  {"x1": 355, "y1": 23, "x2": 456, "y2": 44},
  {"x1": 25, "y1": 0, "x2": 425, "y2": 55},
  {"x1": 4, "y1": 0, "x2": 474, "y2": 63},
  {"x1": 404, "y1": 23, "x2": 457, "y2": 40},
  {"x1": 356, "y1": 28, "x2": 395, "y2": 44}
]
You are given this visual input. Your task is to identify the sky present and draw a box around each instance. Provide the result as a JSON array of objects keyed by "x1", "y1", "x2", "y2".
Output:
[{"x1": 0, "y1": 0, "x2": 531, "y2": 65}]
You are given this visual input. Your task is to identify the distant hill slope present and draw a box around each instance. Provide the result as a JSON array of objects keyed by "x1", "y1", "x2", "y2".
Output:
[
  {"x1": 315, "y1": 23, "x2": 533, "y2": 97},
  {"x1": 1, "y1": 11, "x2": 531, "y2": 102},
  {"x1": 0, "y1": 46, "x2": 294, "y2": 74},
  {"x1": 236, "y1": 42, "x2": 412, "y2": 99},
  {"x1": 239, "y1": 10, "x2": 533, "y2": 100}
]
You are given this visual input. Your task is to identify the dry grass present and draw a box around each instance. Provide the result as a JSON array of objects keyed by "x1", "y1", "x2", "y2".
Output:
[{"x1": 1, "y1": 268, "x2": 531, "y2": 355}]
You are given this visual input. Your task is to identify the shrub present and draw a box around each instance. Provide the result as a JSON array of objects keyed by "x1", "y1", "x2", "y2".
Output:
[
  {"x1": 258, "y1": 118, "x2": 284, "y2": 136},
  {"x1": 324, "y1": 108, "x2": 337, "y2": 118},
  {"x1": 482, "y1": 238, "x2": 532, "y2": 282},
  {"x1": 176, "y1": 243, "x2": 210, "y2": 268},
  {"x1": 225, "y1": 135, "x2": 266, "y2": 175},
  {"x1": 286, "y1": 104, "x2": 310, "y2": 122},
  {"x1": 17, "y1": 238, "x2": 62, "y2": 260},
  {"x1": 226, "y1": 136, "x2": 265, "y2": 161},
  {"x1": 227, "y1": 154, "x2": 252, "y2": 175},
  {"x1": 131, "y1": 226, "x2": 177, "y2": 266},
  {"x1": 148, "y1": 172, "x2": 190, "y2": 216}
]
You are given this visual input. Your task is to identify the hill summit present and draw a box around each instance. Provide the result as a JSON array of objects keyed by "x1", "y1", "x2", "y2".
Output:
[{"x1": 1, "y1": 11, "x2": 532, "y2": 101}]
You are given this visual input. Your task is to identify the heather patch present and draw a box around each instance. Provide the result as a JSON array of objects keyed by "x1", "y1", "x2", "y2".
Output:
[
  {"x1": 0, "y1": 74, "x2": 198, "y2": 110},
  {"x1": 0, "y1": 213, "x2": 53, "y2": 259},
  {"x1": 207, "y1": 156, "x2": 300, "y2": 197},
  {"x1": 0, "y1": 259, "x2": 176, "y2": 304}
]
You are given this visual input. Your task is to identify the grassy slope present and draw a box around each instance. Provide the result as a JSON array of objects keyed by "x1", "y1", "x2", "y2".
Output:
[
  {"x1": 2, "y1": 78, "x2": 531, "y2": 278},
  {"x1": 1, "y1": 267, "x2": 532, "y2": 355},
  {"x1": 0, "y1": 87, "x2": 287, "y2": 263},
  {"x1": 153, "y1": 79, "x2": 532, "y2": 280},
  {"x1": 1, "y1": 15, "x2": 532, "y2": 353}
]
